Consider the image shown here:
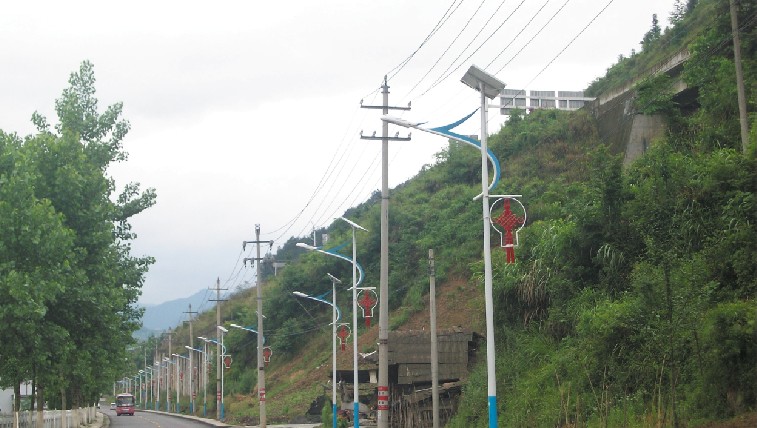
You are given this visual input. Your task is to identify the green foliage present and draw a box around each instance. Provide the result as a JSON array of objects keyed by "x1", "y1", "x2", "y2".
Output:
[
  {"x1": 586, "y1": 0, "x2": 711, "y2": 97},
  {"x1": 635, "y1": 74, "x2": 679, "y2": 116},
  {"x1": 321, "y1": 399, "x2": 332, "y2": 427},
  {"x1": 450, "y1": 4, "x2": 756, "y2": 423},
  {"x1": 641, "y1": 14, "x2": 663, "y2": 50},
  {"x1": 692, "y1": 301, "x2": 756, "y2": 417},
  {"x1": 0, "y1": 61, "x2": 155, "y2": 407},
  {"x1": 158, "y1": 3, "x2": 757, "y2": 424}
]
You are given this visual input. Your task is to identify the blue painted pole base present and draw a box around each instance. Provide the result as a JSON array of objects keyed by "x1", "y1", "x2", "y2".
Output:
[
  {"x1": 332, "y1": 403, "x2": 338, "y2": 428},
  {"x1": 488, "y1": 396, "x2": 498, "y2": 428},
  {"x1": 354, "y1": 402, "x2": 360, "y2": 428}
]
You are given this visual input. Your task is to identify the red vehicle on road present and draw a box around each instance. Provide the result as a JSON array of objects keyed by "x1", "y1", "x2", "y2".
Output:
[{"x1": 115, "y1": 393, "x2": 135, "y2": 416}]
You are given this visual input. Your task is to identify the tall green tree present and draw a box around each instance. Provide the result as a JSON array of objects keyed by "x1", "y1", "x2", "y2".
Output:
[{"x1": 0, "y1": 61, "x2": 156, "y2": 408}]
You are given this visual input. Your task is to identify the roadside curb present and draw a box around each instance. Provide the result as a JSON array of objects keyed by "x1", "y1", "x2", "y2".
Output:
[
  {"x1": 139, "y1": 409, "x2": 234, "y2": 427},
  {"x1": 86, "y1": 412, "x2": 106, "y2": 428}
]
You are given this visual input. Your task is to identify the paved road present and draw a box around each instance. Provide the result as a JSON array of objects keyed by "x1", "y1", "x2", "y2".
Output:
[{"x1": 102, "y1": 408, "x2": 221, "y2": 427}]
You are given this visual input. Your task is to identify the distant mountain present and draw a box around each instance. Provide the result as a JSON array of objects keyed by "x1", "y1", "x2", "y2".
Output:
[{"x1": 137, "y1": 289, "x2": 212, "y2": 338}]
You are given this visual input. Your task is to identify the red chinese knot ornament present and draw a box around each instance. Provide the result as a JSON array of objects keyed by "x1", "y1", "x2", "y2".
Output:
[
  {"x1": 492, "y1": 198, "x2": 526, "y2": 264},
  {"x1": 357, "y1": 289, "x2": 378, "y2": 327},
  {"x1": 336, "y1": 324, "x2": 351, "y2": 351}
]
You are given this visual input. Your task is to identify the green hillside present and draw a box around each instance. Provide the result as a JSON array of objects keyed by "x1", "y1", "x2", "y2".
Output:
[{"x1": 146, "y1": 0, "x2": 756, "y2": 426}]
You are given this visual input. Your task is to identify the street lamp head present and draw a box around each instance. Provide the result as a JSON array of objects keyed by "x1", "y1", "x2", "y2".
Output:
[
  {"x1": 326, "y1": 273, "x2": 342, "y2": 284},
  {"x1": 339, "y1": 216, "x2": 368, "y2": 232},
  {"x1": 296, "y1": 242, "x2": 317, "y2": 250},
  {"x1": 380, "y1": 115, "x2": 426, "y2": 129},
  {"x1": 229, "y1": 323, "x2": 241, "y2": 329},
  {"x1": 292, "y1": 291, "x2": 308, "y2": 298},
  {"x1": 197, "y1": 336, "x2": 207, "y2": 341},
  {"x1": 461, "y1": 64, "x2": 506, "y2": 99},
  {"x1": 217, "y1": 325, "x2": 228, "y2": 333}
]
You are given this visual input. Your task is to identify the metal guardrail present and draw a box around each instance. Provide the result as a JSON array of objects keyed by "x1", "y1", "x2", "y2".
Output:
[{"x1": 0, "y1": 406, "x2": 97, "y2": 428}]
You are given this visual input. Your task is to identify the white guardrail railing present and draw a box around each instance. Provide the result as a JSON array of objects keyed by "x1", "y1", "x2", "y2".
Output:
[{"x1": 0, "y1": 406, "x2": 98, "y2": 428}]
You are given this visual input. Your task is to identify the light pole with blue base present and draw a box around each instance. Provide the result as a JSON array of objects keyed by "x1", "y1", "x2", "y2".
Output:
[
  {"x1": 293, "y1": 272, "x2": 343, "y2": 428},
  {"x1": 382, "y1": 64, "x2": 508, "y2": 428}
]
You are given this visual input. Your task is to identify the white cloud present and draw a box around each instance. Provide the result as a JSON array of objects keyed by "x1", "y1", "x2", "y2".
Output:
[{"x1": 1, "y1": 0, "x2": 678, "y2": 304}]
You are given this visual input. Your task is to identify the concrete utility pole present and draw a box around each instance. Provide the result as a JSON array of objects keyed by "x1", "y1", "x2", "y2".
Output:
[
  {"x1": 155, "y1": 339, "x2": 159, "y2": 410},
  {"x1": 360, "y1": 76, "x2": 411, "y2": 428},
  {"x1": 729, "y1": 0, "x2": 750, "y2": 152},
  {"x1": 209, "y1": 278, "x2": 227, "y2": 420},
  {"x1": 165, "y1": 330, "x2": 173, "y2": 413},
  {"x1": 244, "y1": 225, "x2": 273, "y2": 428},
  {"x1": 428, "y1": 249, "x2": 439, "y2": 428},
  {"x1": 184, "y1": 304, "x2": 198, "y2": 414}
]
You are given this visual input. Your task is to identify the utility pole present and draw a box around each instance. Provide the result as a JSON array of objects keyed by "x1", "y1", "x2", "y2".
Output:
[
  {"x1": 165, "y1": 329, "x2": 173, "y2": 413},
  {"x1": 155, "y1": 339, "x2": 159, "y2": 410},
  {"x1": 729, "y1": 0, "x2": 749, "y2": 152},
  {"x1": 428, "y1": 249, "x2": 439, "y2": 428},
  {"x1": 184, "y1": 304, "x2": 198, "y2": 414},
  {"x1": 209, "y1": 278, "x2": 227, "y2": 420},
  {"x1": 361, "y1": 76, "x2": 411, "y2": 428},
  {"x1": 244, "y1": 225, "x2": 273, "y2": 428}
]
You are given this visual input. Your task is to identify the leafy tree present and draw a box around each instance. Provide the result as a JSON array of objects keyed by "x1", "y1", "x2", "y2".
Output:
[
  {"x1": 0, "y1": 131, "x2": 79, "y2": 410},
  {"x1": 0, "y1": 61, "x2": 155, "y2": 409},
  {"x1": 641, "y1": 14, "x2": 662, "y2": 50}
]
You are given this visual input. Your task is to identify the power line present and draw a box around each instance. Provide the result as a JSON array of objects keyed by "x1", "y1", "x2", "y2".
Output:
[
  {"x1": 421, "y1": 0, "x2": 526, "y2": 97},
  {"x1": 500, "y1": 0, "x2": 618, "y2": 84},
  {"x1": 403, "y1": 0, "x2": 489, "y2": 101},
  {"x1": 485, "y1": 0, "x2": 561, "y2": 70},
  {"x1": 386, "y1": 0, "x2": 467, "y2": 81}
]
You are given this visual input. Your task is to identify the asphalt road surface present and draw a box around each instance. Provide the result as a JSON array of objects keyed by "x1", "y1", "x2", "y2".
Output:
[{"x1": 102, "y1": 408, "x2": 217, "y2": 428}]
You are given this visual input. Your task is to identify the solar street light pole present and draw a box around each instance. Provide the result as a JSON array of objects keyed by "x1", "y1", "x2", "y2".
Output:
[
  {"x1": 381, "y1": 65, "x2": 507, "y2": 428},
  {"x1": 292, "y1": 274, "x2": 342, "y2": 428},
  {"x1": 461, "y1": 65, "x2": 506, "y2": 428}
]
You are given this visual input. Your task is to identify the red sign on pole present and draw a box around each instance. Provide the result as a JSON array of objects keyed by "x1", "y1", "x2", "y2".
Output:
[
  {"x1": 262, "y1": 347, "x2": 272, "y2": 365},
  {"x1": 223, "y1": 356, "x2": 232, "y2": 369},
  {"x1": 377, "y1": 386, "x2": 389, "y2": 411},
  {"x1": 259, "y1": 387, "x2": 266, "y2": 402}
]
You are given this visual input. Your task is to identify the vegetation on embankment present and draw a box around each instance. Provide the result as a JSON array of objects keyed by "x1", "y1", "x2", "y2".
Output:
[{"x1": 143, "y1": 0, "x2": 755, "y2": 426}]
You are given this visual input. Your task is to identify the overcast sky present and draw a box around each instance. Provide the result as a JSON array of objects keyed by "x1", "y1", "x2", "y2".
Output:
[{"x1": 1, "y1": 0, "x2": 677, "y2": 308}]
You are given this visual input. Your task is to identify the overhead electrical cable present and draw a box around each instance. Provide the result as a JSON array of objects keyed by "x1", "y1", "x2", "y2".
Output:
[
  {"x1": 386, "y1": 0, "x2": 467, "y2": 82},
  {"x1": 505, "y1": 0, "x2": 617, "y2": 89},
  {"x1": 264, "y1": 102, "x2": 369, "y2": 238},
  {"x1": 305, "y1": 150, "x2": 382, "y2": 235},
  {"x1": 484, "y1": 0, "x2": 559, "y2": 70},
  {"x1": 290, "y1": 138, "x2": 376, "y2": 239},
  {"x1": 268, "y1": 91, "x2": 381, "y2": 243},
  {"x1": 422, "y1": 0, "x2": 526, "y2": 97},
  {"x1": 402, "y1": 0, "x2": 489, "y2": 100}
]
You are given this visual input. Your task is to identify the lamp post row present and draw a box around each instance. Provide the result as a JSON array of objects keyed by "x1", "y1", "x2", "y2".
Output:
[{"x1": 122, "y1": 64, "x2": 511, "y2": 428}]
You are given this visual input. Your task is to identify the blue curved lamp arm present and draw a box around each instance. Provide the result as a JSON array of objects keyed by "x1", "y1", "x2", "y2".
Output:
[
  {"x1": 294, "y1": 291, "x2": 342, "y2": 324},
  {"x1": 316, "y1": 242, "x2": 366, "y2": 287},
  {"x1": 430, "y1": 109, "x2": 501, "y2": 193},
  {"x1": 381, "y1": 110, "x2": 502, "y2": 197}
]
